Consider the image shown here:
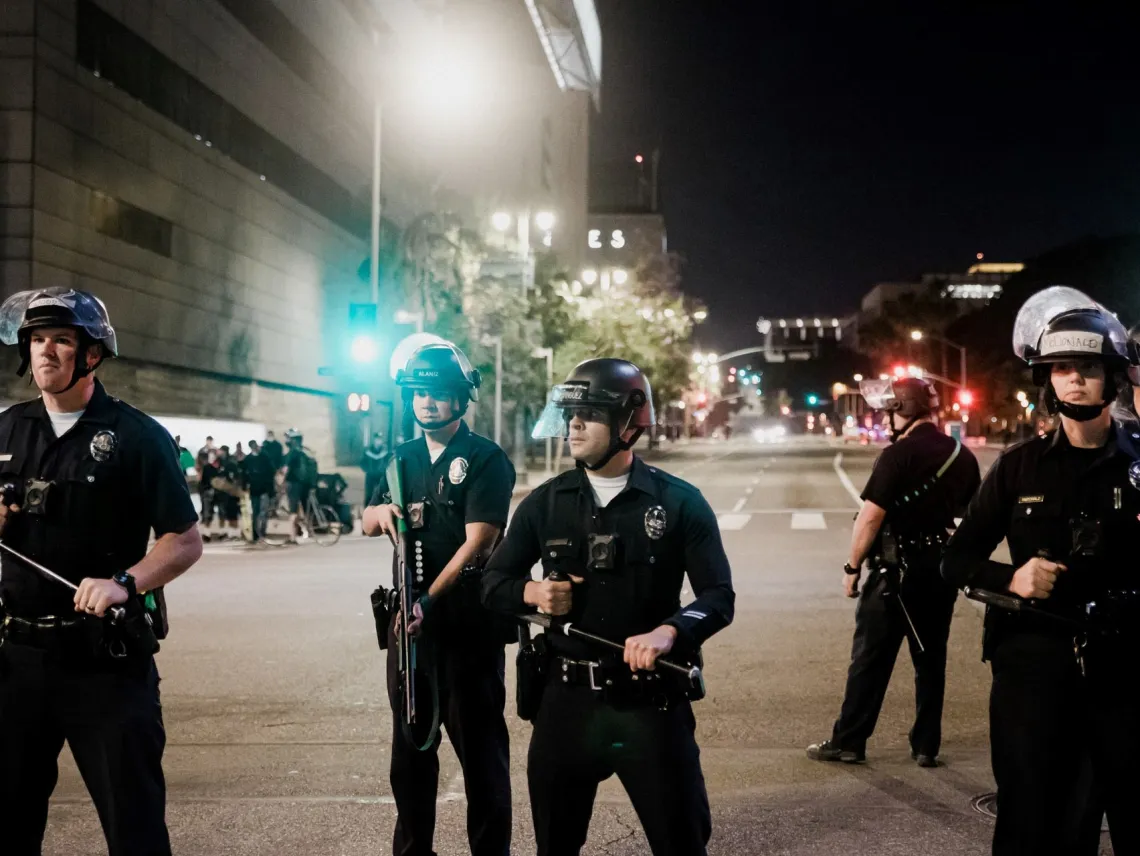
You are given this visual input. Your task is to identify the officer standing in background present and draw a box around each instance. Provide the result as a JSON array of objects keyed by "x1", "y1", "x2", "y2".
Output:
[
  {"x1": 0, "y1": 287, "x2": 202, "y2": 855},
  {"x1": 807, "y1": 377, "x2": 980, "y2": 766},
  {"x1": 362, "y1": 341, "x2": 515, "y2": 856},
  {"x1": 943, "y1": 287, "x2": 1140, "y2": 855},
  {"x1": 241, "y1": 439, "x2": 276, "y2": 542},
  {"x1": 361, "y1": 431, "x2": 388, "y2": 512},
  {"x1": 482, "y1": 358, "x2": 735, "y2": 856}
]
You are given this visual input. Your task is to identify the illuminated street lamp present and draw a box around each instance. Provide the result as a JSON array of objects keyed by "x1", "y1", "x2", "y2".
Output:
[
  {"x1": 491, "y1": 211, "x2": 512, "y2": 231},
  {"x1": 535, "y1": 211, "x2": 556, "y2": 232},
  {"x1": 581, "y1": 268, "x2": 598, "y2": 286},
  {"x1": 612, "y1": 268, "x2": 629, "y2": 285},
  {"x1": 910, "y1": 329, "x2": 923, "y2": 341},
  {"x1": 693, "y1": 310, "x2": 708, "y2": 322}
]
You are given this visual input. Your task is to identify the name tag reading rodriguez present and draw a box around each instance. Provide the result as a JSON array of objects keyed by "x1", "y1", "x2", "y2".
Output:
[{"x1": 1018, "y1": 495, "x2": 1045, "y2": 504}]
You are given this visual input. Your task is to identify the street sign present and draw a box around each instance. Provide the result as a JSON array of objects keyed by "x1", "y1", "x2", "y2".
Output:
[{"x1": 764, "y1": 352, "x2": 786, "y2": 363}]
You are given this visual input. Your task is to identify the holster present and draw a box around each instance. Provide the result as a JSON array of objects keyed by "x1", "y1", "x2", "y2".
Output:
[
  {"x1": 370, "y1": 586, "x2": 397, "y2": 652},
  {"x1": 516, "y1": 626, "x2": 551, "y2": 721},
  {"x1": 109, "y1": 597, "x2": 161, "y2": 659}
]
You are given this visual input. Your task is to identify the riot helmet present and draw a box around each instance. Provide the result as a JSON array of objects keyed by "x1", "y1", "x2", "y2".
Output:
[
  {"x1": 533, "y1": 358, "x2": 655, "y2": 470},
  {"x1": 858, "y1": 376, "x2": 938, "y2": 442},
  {"x1": 284, "y1": 427, "x2": 303, "y2": 447},
  {"x1": 395, "y1": 341, "x2": 481, "y2": 430},
  {"x1": 1012, "y1": 285, "x2": 1134, "y2": 421},
  {"x1": 0, "y1": 287, "x2": 118, "y2": 391}
]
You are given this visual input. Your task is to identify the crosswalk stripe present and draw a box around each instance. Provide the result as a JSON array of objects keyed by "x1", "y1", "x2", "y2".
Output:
[
  {"x1": 791, "y1": 512, "x2": 827, "y2": 530},
  {"x1": 716, "y1": 513, "x2": 752, "y2": 531}
]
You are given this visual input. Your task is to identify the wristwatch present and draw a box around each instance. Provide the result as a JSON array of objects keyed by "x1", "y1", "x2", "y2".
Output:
[
  {"x1": 112, "y1": 571, "x2": 137, "y2": 598},
  {"x1": 843, "y1": 563, "x2": 861, "y2": 576}
]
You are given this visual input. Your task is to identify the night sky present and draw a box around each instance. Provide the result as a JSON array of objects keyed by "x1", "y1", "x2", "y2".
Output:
[{"x1": 589, "y1": 2, "x2": 1140, "y2": 350}]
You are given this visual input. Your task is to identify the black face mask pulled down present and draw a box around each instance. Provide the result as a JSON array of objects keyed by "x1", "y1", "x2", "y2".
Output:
[{"x1": 1044, "y1": 383, "x2": 1111, "y2": 422}]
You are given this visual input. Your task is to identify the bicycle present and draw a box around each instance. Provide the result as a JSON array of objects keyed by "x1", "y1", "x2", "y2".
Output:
[{"x1": 261, "y1": 485, "x2": 343, "y2": 547}]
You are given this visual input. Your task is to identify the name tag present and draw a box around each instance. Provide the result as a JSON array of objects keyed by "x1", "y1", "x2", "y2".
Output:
[
  {"x1": 1018, "y1": 495, "x2": 1045, "y2": 504},
  {"x1": 0, "y1": 454, "x2": 11, "y2": 462}
]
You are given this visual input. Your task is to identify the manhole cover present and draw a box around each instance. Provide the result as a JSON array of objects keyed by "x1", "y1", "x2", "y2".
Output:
[
  {"x1": 971, "y1": 793, "x2": 1109, "y2": 832},
  {"x1": 971, "y1": 793, "x2": 998, "y2": 818}
]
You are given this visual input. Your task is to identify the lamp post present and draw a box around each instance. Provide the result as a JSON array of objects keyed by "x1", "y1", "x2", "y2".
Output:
[
  {"x1": 481, "y1": 334, "x2": 503, "y2": 447},
  {"x1": 910, "y1": 329, "x2": 967, "y2": 390},
  {"x1": 532, "y1": 346, "x2": 554, "y2": 474}
]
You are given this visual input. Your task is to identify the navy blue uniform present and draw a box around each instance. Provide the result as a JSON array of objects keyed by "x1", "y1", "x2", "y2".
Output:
[
  {"x1": 0, "y1": 379, "x2": 198, "y2": 856},
  {"x1": 943, "y1": 423, "x2": 1140, "y2": 856},
  {"x1": 371, "y1": 421, "x2": 515, "y2": 856},
  {"x1": 482, "y1": 457, "x2": 734, "y2": 856}
]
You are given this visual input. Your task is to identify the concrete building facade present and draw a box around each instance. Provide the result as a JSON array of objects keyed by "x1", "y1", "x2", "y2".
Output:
[{"x1": 1, "y1": 0, "x2": 600, "y2": 464}]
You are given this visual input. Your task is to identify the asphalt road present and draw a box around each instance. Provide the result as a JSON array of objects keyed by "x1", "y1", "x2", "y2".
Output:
[{"x1": 41, "y1": 437, "x2": 1114, "y2": 855}]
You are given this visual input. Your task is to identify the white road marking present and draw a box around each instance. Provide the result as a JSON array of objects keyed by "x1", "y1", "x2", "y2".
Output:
[
  {"x1": 732, "y1": 497, "x2": 747, "y2": 512},
  {"x1": 791, "y1": 512, "x2": 827, "y2": 530},
  {"x1": 832, "y1": 453, "x2": 864, "y2": 508},
  {"x1": 716, "y1": 513, "x2": 752, "y2": 530},
  {"x1": 713, "y1": 507, "x2": 856, "y2": 515}
]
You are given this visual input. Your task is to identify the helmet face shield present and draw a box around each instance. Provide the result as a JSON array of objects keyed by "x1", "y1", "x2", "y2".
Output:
[
  {"x1": 0, "y1": 287, "x2": 118, "y2": 355},
  {"x1": 858, "y1": 378, "x2": 899, "y2": 411},
  {"x1": 531, "y1": 383, "x2": 613, "y2": 439}
]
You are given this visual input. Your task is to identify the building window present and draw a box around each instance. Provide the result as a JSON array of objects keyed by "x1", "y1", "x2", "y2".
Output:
[
  {"x1": 75, "y1": 0, "x2": 369, "y2": 239},
  {"x1": 90, "y1": 191, "x2": 173, "y2": 257}
]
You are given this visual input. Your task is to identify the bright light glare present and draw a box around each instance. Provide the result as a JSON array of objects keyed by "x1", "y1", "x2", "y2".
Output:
[
  {"x1": 491, "y1": 211, "x2": 511, "y2": 231},
  {"x1": 394, "y1": 309, "x2": 421, "y2": 325},
  {"x1": 708, "y1": 353, "x2": 719, "y2": 363},
  {"x1": 911, "y1": 330, "x2": 923, "y2": 340},
  {"x1": 694, "y1": 310, "x2": 708, "y2": 322},
  {"x1": 351, "y1": 335, "x2": 379, "y2": 364},
  {"x1": 348, "y1": 393, "x2": 361, "y2": 413},
  {"x1": 853, "y1": 374, "x2": 864, "y2": 382},
  {"x1": 535, "y1": 211, "x2": 555, "y2": 231},
  {"x1": 612, "y1": 268, "x2": 629, "y2": 285},
  {"x1": 581, "y1": 268, "x2": 598, "y2": 285},
  {"x1": 692, "y1": 352, "x2": 704, "y2": 364}
]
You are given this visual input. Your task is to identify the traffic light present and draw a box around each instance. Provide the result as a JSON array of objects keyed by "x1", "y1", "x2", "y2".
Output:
[
  {"x1": 806, "y1": 394, "x2": 819, "y2": 406},
  {"x1": 892, "y1": 364, "x2": 906, "y2": 378},
  {"x1": 347, "y1": 393, "x2": 371, "y2": 413},
  {"x1": 348, "y1": 303, "x2": 379, "y2": 365},
  {"x1": 958, "y1": 389, "x2": 974, "y2": 407},
  {"x1": 696, "y1": 392, "x2": 708, "y2": 406}
]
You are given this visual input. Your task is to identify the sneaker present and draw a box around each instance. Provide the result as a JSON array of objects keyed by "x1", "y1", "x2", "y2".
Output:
[
  {"x1": 911, "y1": 751, "x2": 939, "y2": 768},
  {"x1": 807, "y1": 740, "x2": 865, "y2": 764}
]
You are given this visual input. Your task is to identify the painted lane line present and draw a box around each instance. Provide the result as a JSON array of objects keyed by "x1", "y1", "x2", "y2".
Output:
[
  {"x1": 732, "y1": 497, "x2": 747, "y2": 513},
  {"x1": 790, "y1": 512, "x2": 827, "y2": 530},
  {"x1": 717, "y1": 513, "x2": 752, "y2": 531},
  {"x1": 833, "y1": 452, "x2": 863, "y2": 508}
]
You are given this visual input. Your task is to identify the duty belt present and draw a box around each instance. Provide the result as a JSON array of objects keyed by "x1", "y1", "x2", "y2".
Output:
[
  {"x1": 0, "y1": 613, "x2": 127, "y2": 658},
  {"x1": 555, "y1": 655, "x2": 670, "y2": 694}
]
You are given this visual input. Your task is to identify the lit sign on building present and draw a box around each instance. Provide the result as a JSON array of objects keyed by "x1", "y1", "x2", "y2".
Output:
[{"x1": 587, "y1": 229, "x2": 626, "y2": 250}]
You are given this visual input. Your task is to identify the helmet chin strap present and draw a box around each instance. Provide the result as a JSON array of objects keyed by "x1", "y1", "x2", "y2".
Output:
[
  {"x1": 579, "y1": 414, "x2": 644, "y2": 471},
  {"x1": 409, "y1": 388, "x2": 467, "y2": 431},
  {"x1": 887, "y1": 413, "x2": 919, "y2": 444},
  {"x1": 1044, "y1": 384, "x2": 1110, "y2": 422}
]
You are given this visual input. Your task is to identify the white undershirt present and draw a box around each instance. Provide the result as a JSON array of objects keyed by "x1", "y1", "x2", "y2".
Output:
[
  {"x1": 585, "y1": 471, "x2": 630, "y2": 508},
  {"x1": 429, "y1": 446, "x2": 446, "y2": 464},
  {"x1": 47, "y1": 409, "x2": 85, "y2": 438}
]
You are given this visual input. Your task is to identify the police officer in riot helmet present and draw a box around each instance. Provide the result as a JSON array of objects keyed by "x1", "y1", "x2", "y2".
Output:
[
  {"x1": 943, "y1": 286, "x2": 1140, "y2": 855},
  {"x1": 0, "y1": 287, "x2": 202, "y2": 855},
  {"x1": 1109, "y1": 320, "x2": 1140, "y2": 422},
  {"x1": 362, "y1": 341, "x2": 516, "y2": 856},
  {"x1": 482, "y1": 358, "x2": 735, "y2": 856},
  {"x1": 807, "y1": 376, "x2": 979, "y2": 766}
]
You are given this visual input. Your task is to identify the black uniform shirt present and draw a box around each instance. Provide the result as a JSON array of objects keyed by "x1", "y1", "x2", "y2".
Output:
[
  {"x1": 0, "y1": 380, "x2": 198, "y2": 616},
  {"x1": 481, "y1": 456, "x2": 735, "y2": 660},
  {"x1": 361, "y1": 447, "x2": 388, "y2": 477},
  {"x1": 861, "y1": 422, "x2": 981, "y2": 535},
  {"x1": 943, "y1": 421, "x2": 1140, "y2": 621},
  {"x1": 370, "y1": 421, "x2": 515, "y2": 587},
  {"x1": 240, "y1": 452, "x2": 275, "y2": 496}
]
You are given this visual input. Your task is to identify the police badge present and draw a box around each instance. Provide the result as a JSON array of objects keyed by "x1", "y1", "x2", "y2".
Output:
[
  {"x1": 1129, "y1": 460, "x2": 1140, "y2": 491},
  {"x1": 449, "y1": 457, "x2": 469, "y2": 485},
  {"x1": 90, "y1": 429, "x2": 117, "y2": 462},
  {"x1": 644, "y1": 505, "x2": 667, "y2": 540}
]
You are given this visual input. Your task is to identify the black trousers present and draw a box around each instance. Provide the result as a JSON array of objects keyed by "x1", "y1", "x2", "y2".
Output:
[
  {"x1": 0, "y1": 642, "x2": 169, "y2": 856},
  {"x1": 989, "y1": 633, "x2": 1140, "y2": 856},
  {"x1": 385, "y1": 624, "x2": 511, "y2": 856},
  {"x1": 528, "y1": 680, "x2": 712, "y2": 856},
  {"x1": 831, "y1": 568, "x2": 957, "y2": 756}
]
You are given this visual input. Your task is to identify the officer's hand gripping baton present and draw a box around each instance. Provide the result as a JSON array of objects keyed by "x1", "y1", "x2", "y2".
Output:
[
  {"x1": 522, "y1": 612, "x2": 703, "y2": 685},
  {"x1": 0, "y1": 540, "x2": 126, "y2": 623}
]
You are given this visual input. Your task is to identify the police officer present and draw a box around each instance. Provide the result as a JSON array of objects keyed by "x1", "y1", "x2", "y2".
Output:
[
  {"x1": 807, "y1": 377, "x2": 980, "y2": 766},
  {"x1": 943, "y1": 287, "x2": 1140, "y2": 855},
  {"x1": 0, "y1": 287, "x2": 203, "y2": 855},
  {"x1": 1110, "y1": 320, "x2": 1140, "y2": 422},
  {"x1": 481, "y1": 358, "x2": 735, "y2": 856},
  {"x1": 362, "y1": 341, "x2": 515, "y2": 856}
]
